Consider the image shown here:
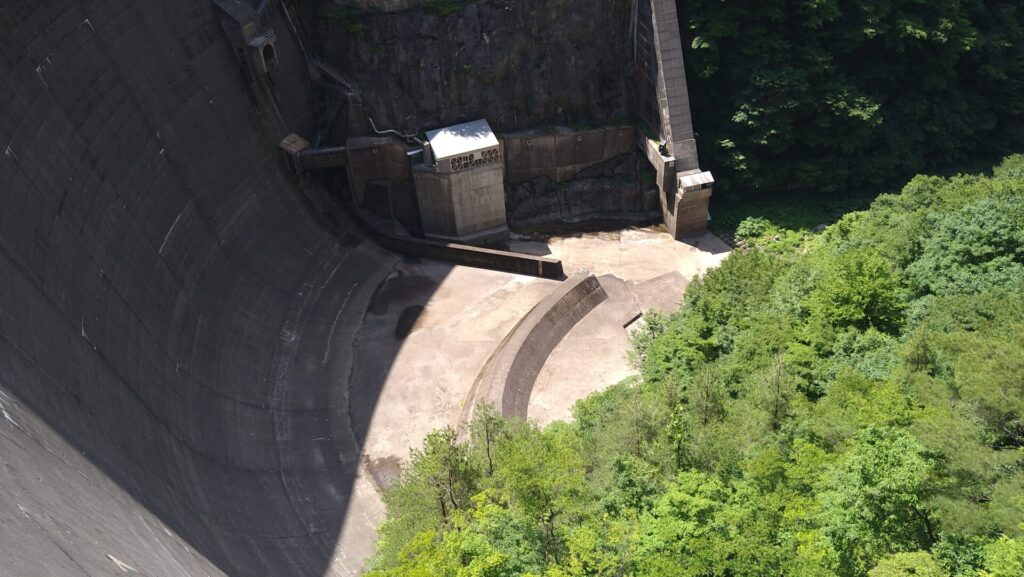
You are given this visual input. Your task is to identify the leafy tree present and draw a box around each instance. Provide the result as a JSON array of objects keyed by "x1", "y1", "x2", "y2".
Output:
[
  {"x1": 470, "y1": 403, "x2": 506, "y2": 478},
  {"x1": 869, "y1": 551, "x2": 947, "y2": 577},
  {"x1": 819, "y1": 428, "x2": 938, "y2": 574},
  {"x1": 907, "y1": 195, "x2": 1024, "y2": 297},
  {"x1": 627, "y1": 310, "x2": 668, "y2": 369},
  {"x1": 551, "y1": 520, "x2": 634, "y2": 577},
  {"x1": 373, "y1": 427, "x2": 480, "y2": 569},
  {"x1": 601, "y1": 454, "x2": 660, "y2": 514},
  {"x1": 493, "y1": 423, "x2": 587, "y2": 563},
  {"x1": 805, "y1": 248, "x2": 905, "y2": 335},
  {"x1": 980, "y1": 535, "x2": 1024, "y2": 577},
  {"x1": 679, "y1": 1, "x2": 1024, "y2": 197}
]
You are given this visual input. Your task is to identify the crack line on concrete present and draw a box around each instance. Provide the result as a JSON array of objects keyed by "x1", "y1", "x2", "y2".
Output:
[{"x1": 158, "y1": 199, "x2": 192, "y2": 255}]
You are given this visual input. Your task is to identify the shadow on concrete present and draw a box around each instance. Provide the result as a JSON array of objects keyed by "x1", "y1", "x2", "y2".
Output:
[
  {"x1": 0, "y1": 2, "x2": 434, "y2": 576},
  {"x1": 677, "y1": 232, "x2": 732, "y2": 256},
  {"x1": 510, "y1": 215, "x2": 663, "y2": 239},
  {"x1": 505, "y1": 239, "x2": 555, "y2": 257}
]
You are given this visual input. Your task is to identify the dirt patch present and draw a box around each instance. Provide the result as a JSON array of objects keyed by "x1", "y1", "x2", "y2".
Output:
[{"x1": 365, "y1": 455, "x2": 403, "y2": 491}]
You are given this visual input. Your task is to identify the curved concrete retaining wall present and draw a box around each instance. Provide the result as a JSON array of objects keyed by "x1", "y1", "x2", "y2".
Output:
[{"x1": 463, "y1": 271, "x2": 607, "y2": 423}]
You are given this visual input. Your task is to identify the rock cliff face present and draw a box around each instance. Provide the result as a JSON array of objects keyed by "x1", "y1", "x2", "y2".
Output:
[
  {"x1": 507, "y1": 154, "x2": 655, "y2": 226},
  {"x1": 318, "y1": 0, "x2": 636, "y2": 134}
]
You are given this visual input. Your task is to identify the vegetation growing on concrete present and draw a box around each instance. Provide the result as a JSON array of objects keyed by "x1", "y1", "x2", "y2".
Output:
[
  {"x1": 424, "y1": 0, "x2": 474, "y2": 16},
  {"x1": 680, "y1": 0, "x2": 1024, "y2": 197},
  {"x1": 368, "y1": 156, "x2": 1024, "y2": 577},
  {"x1": 328, "y1": 2, "x2": 370, "y2": 34}
]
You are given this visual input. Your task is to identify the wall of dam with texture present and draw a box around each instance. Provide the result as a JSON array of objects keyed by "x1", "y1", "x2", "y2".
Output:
[
  {"x1": 0, "y1": 1, "x2": 398, "y2": 576},
  {"x1": 317, "y1": 0, "x2": 636, "y2": 134}
]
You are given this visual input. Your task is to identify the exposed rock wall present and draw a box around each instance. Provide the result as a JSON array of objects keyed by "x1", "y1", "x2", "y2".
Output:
[
  {"x1": 507, "y1": 153, "x2": 655, "y2": 226},
  {"x1": 318, "y1": 0, "x2": 636, "y2": 133}
]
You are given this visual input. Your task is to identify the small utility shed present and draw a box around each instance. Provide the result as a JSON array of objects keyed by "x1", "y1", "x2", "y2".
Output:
[
  {"x1": 413, "y1": 119, "x2": 508, "y2": 243},
  {"x1": 674, "y1": 169, "x2": 714, "y2": 237}
]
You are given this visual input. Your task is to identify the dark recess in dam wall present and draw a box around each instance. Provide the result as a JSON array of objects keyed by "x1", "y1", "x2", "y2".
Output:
[
  {"x1": 0, "y1": 0, "x2": 404, "y2": 575},
  {"x1": 318, "y1": 0, "x2": 637, "y2": 134}
]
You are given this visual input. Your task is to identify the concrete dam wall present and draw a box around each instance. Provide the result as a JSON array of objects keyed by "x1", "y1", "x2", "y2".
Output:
[
  {"x1": 0, "y1": 0, "x2": 708, "y2": 575},
  {"x1": 0, "y1": 1, "x2": 395, "y2": 575}
]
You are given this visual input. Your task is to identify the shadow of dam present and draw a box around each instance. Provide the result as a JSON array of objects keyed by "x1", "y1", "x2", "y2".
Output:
[{"x1": 0, "y1": 1, "x2": 423, "y2": 575}]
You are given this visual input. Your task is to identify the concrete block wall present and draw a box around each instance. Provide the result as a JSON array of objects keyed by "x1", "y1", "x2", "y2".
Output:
[
  {"x1": 635, "y1": 0, "x2": 661, "y2": 137},
  {"x1": 673, "y1": 185, "x2": 711, "y2": 237},
  {"x1": 412, "y1": 167, "x2": 456, "y2": 234},
  {"x1": 449, "y1": 163, "x2": 507, "y2": 235},
  {"x1": 634, "y1": 0, "x2": 710, "y2": 238},
  {"x1": 502, "y1": 126, "x2": 637, "y2": 185},
  {"x1": 413, "y1": 162, "x2": 507, "y2": 240},
  {"x1": 342, "y1": 137, "x2": 421, "y2": 233},
  {"x1": 344, "y1": 136, "x2": 413, "y2": 205},
  {"x1": 647, "y1": 0, "x2": 699, "y2": 170}
]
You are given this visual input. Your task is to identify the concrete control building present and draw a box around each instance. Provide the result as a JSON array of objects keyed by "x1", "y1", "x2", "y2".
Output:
[{"x1": 413, "y1": 119, "x2": 509, "y2": 243}]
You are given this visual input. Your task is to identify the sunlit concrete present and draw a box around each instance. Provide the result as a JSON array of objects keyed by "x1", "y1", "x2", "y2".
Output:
[
  {"x1": 511, "y1": 227, "x2": 730, "y2": 425},
  {"x1": 335, "y1": 260, "x2": 556, "y2": 573},
  {"x1": 331, "y1": 227, "x2": 728, "y2": 572}
]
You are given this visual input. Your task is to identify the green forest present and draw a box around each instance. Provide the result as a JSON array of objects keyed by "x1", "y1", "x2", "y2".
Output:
[
  {"x1": 680, "y1": 0, "x2": 1024, "y2": 196},
  {"x1": 367, "y1": 156, "x2": 1024, "y2": 577}
]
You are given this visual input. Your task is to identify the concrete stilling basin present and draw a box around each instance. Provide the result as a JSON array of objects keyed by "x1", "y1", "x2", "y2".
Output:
[{"x1": 1, "y1": 1, "x2": 411, "y2": 575}]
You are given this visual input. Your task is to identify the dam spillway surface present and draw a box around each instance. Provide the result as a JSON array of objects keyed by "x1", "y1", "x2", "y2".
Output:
[{"x1": 0, "y1": 1, "x2": 401, "y2": 575}]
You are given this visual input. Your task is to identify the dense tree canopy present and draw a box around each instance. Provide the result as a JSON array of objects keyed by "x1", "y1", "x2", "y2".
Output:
[
  {"x1": 679, "y1": 0, "x2": 1024, "y2": 196},
  {"x1": 367, "y1": 156, "x2": 1024, "y2": 576}
]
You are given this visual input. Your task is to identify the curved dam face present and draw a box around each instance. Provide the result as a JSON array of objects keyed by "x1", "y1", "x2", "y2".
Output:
[{"x1": 0, "y1": 1, "x2": 399, "y2": 575}]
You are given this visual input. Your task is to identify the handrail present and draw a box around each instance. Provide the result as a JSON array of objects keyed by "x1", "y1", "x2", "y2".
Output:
[{"x1": 367, "y1": 115, "x2": 423, "y2": 146}]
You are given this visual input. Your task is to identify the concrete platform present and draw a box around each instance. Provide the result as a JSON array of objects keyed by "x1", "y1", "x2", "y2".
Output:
[
  {"x1": 338, "y1": 260, "x2": 556, "y2": 569},
  {"x1": 334, "y1": 227, "x2": 728, "y2": 566},
  {"x1": 510, "y1": 226, "x2": 730, "y2": 425}
]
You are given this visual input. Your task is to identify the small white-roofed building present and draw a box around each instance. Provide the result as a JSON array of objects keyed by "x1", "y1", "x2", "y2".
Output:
[
  {"x1": 424, "y1": 119, "x2": 502, "y2": 172},
  {"x1": 673, "y1": 169, "x2": 714, "y2": 237},
  {"x1": 414, "y1": 119, "x2": 508, "y2": 243},
  {"x1": 678, "y1": 170, "x2": 714, "y2": 191}
]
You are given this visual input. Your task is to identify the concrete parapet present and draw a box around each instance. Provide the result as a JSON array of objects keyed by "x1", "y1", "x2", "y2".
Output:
[
  {"x1": 462, "y1": 271, "x2": 608, "y2": 424},
  {"x1": 352, "y1": 207, "x2": 563, "y2": 278}
]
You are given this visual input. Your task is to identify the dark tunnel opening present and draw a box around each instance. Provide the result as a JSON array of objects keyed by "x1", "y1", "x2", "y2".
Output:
[{"x1": 262, "y1": 43, "x2": 276, "y2": 68}]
